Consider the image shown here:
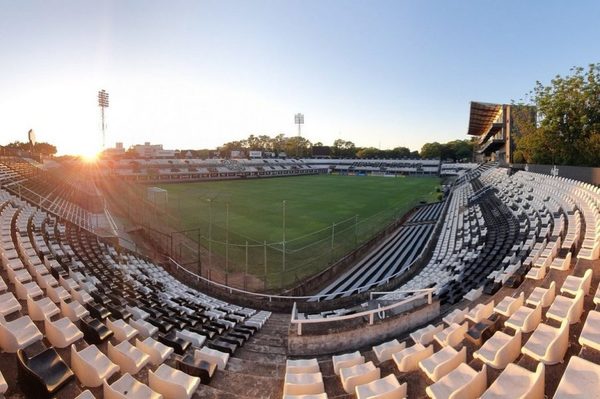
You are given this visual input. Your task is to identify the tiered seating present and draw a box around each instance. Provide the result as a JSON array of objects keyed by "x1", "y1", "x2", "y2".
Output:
[{"x1": 313, "y1": 201, "x2": 444, "y2": 300}]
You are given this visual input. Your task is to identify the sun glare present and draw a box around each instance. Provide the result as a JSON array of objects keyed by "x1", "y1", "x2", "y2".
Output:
[{"x1": 79, "y1": 147, "x2": 101, "y2": 163}]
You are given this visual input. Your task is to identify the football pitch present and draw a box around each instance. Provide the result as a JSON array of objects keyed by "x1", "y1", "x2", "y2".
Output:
[{"x1": 157, "y1": 174, "x2": 440, "y2": 287}]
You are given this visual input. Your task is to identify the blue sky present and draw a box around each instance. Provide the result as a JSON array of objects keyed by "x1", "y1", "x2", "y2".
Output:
[{"x1": 1, "y1": 1, "x2": 598, "y2": 155}]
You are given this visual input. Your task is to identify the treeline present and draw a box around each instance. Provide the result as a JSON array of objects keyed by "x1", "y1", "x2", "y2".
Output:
[
  {"x1": 513, "y1": 63, "x2": 600, "y2": 166},
  {"x1": 218, "y1": 134, "x2": 474, "y2": 161},
  {"x1": 1, "y1": 141, "x2": 57, "y2": 155}
]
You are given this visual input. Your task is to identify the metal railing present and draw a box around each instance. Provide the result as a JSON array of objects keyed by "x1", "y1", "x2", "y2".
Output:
[{"x1": 290, "y1": 288, "x2": 435, "y2": 335}]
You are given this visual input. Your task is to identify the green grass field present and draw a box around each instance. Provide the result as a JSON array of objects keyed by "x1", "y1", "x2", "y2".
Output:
[{"x1": 157, "y1": 174, "x2": 440, "y2": 288}]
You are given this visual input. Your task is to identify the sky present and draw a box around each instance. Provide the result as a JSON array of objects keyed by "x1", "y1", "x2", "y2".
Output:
[{"x1": 1, "y1": 1, "x2": 599, "y2": 156}]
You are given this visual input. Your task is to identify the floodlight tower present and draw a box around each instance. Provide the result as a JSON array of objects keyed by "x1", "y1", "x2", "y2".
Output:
[
  {"x1": 294, "y1": 113, "x2": 304, "y2": 137},
  {"x1": 98, "y1": 90, "x2": 109, "y2": 149}
]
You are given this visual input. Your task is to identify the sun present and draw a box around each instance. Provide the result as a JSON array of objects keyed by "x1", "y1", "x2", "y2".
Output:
[{"x1": 79, "y1": 147, "x2": 102, "y2": 163}]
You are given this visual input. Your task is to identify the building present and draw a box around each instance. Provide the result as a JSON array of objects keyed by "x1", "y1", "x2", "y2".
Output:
[
  {"x1": 133, "y1": 142, "x2": 176, "y2": 158},
  {"x1": 102, "y1": 142, "x2": 125, "y2": 157},
  {"x1": 467, "y1": 101, "x2": 535, "y2": 164}
]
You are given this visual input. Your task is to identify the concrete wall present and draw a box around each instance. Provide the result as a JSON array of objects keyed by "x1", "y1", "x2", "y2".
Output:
[
  {"x1": 288, "y1": 301, "x2": 440, "y2": 356},
  {"x1": 511, "y1": 163, "x2": 600, "y2": 185}
]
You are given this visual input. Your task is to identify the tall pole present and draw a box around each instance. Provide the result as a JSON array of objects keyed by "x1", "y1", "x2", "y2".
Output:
[
  {"x1": 225, "y1": 202, "x2": 229, "y2": 276},
  {"x1": 98, "y1": 90, "x2": 109, "y2": 149}
]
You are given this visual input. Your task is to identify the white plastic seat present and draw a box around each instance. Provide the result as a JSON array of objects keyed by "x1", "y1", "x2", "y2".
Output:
[
  {"x1": 74, "y1": 389, "x2": 96, "y2": 399},
  {"x1": 521, "y1": 319, "x2": 569, "y2": 365},
  {"x1": 70, "y1": 287, "x2": 93, "y2": 304},
  {"x1": 108, "y1": 340, "x2": 150, "y2": 374},
  {"x1": 14, "y1": 280, "x2": 43, "y2": 300},
  {"x1": 148, "y1": 363, "x2": 200, "y2": 399},
  {"x1": 71, "y1": 344, "x2": 120, "y2": 387},
  {"x1": 283, "y1": 372, "x2": 325, "y2": 396},
  {"x1": 372, "y1": 339, "x2": 406, "y2": 363},
  {"x1": 103, "y1": 373, "x2": 162, "y2": 399},
  {"x1": 578, "y1": 310, "x2": 600, "y2": 352},
  {"x1": 44, "y1": 316, "x2": 83, "y2": 348},
  {"x1": 339, "y1": 361, "x2": 380, "y2": 394},
  {"x1": 175, "y1": 329, "x2": 205, "y2": 347},
  {"x1": 107, "y1": 318, "x2": 138, "y2": 342},
  {"x1": 46, "y1": 284, "x2": 70, "y2": 303},
  {"x1": 473, "y1": 330, "x2": 521, "y2": 369},
  {"x1": 410, "y1": 324, "x2": 444, "y2": 346},
  {"x1": 426, "y1": 363, "x2": 487, "y2": 399},
  {"x1": 60, "y1": 298, "x2": 89, "y2": 322},
  {"x1": 546, "y1": 290, "x2": 584, "y2": 324},
  {"x1": 286, "y1": 358, "x2": 320, "y2": 374},
  {"x1": 481, "y1": 362, "x2": 544, "y2": 399},
  {"x1": 504, "y1": 303, "x2": 542, "y2": 333},
  {"x1": 465, "y1": 301, "x2": 494, "y2": 324},
  {"x1": 0, "y1": 292, "x2": 22, "y2": 316},
  {"x1": 135, "y1": 337, "x2": 174, "y2": 366},
  {"x1": 355, "y1": 373, "x2": 406, "y2": 399},
  {"x1": 129, "y1": 318, "x2": 158, "y2": 339},
  {"x1": 0, "y1": 315, "x2": 43, "y2": 352},
  {"x1": 553, "y1": 356, "x2": 600, "y2": 399},
  {"x1": 419, "y1": 346, "x2": 467, "y2": 382},
  {"x1": 194, "y1": 346, "x2": 229, "y2": 370},
  {"x1": 594, "y1": 283, "x2": 600, "y2": 306},
  {"x1": 392, "y1": 343, "x2": 433, "y2": 372},
  {"x1": 560, "y1": 269, "x2": 593, "y2": 296},
  {"x1": 443, "y1": 307, "x2": 468, "y2": 326},
  {"x1": 332, "y1": 351, "x2": 364, "y2": 375},
  {"x1": 127, "y1": 305, "x2": 149, "y2": 320},
  {"x1": 494, "y1": 293, "x2": 524, "y2": 318},
  {"x1": 27, "y1": 294, "x2": 60, "y2": 321},
  {"x1": 433, "y1": 322, "x2": 467, "y2": 348},
  {"x1": 526, "y1": 281, "x2": 555, "y2": 308}
]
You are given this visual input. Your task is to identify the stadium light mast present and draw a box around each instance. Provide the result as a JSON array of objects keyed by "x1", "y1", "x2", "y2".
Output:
[
  {"x1": 294, "y1": 113, "x2": 304, "y2": 137},
  {"x1": 98, "y1": 89, "x2": 109, "y2": 149},
  {"x1": 282, "y1": 200, "x2": 286, "y2": 273}
]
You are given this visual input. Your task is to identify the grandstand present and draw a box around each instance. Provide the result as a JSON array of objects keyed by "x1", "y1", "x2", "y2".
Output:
[{"x1": 0, "y1": 152, "x2": 598, "y2": 398}]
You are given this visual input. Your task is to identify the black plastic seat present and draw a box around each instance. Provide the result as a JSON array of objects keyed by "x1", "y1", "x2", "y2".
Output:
[
  {"x1": 105, "y1": 303, "x2": 132, "y2": 321},
  {"x1": 158, "y1": 332, "x2": 191, "y2": 355},
  {"x1": 177, "y1": 356, "x2": 216, "y2": 384},
  {"x1": 17, "y1": 348, "x2": 74, "y2": 397},
  {"x1": 86, "y1": 302, "x2": 112, "y2": 320},
  {"x1": 80, "y1": 316, "x2": 113, "y2": 344},
  {"x1": 207, "y1": 339, "x2": 237, "y2": 355}
]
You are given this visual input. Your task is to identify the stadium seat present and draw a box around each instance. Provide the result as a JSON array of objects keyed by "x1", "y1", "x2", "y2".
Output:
[
  {"x1": 504, "y1": 302, "x2": 542, "y2": 333},
  {"x1": 355, "y1": 373, "x2": 406, "y2": 399},
  {"x1": 426, "y1": 363, "x2": 486, "y2": 399},
  {"x1": 521, "y1": 319, "x2": 569, "y2": 364},
  {"x1": 0, "y1": 315, "x2": 43, "y2": 352},
  {"x1": 0, "y1": 292, "x2": 21, "y2": 316},
  {"x1": 283, "y1": 372, "x2": 325, "y2": 396},
  {"x1": 27, "y1": 294, "x2": 59, "y2": 321},
  {"x1": 71, "y1": 344, "x2": 120, "y2": 387},
  {"x1": 393, "y1": 343, "x2": 433, "y2": 372},
  {"x1": 107, "y1": 318, "x2": 139, "y2": 342},
  {"x1": 286, "y1": 358, "x2": 320, "y2": 374},
  {"x1": 148, "y1": 363, "x2": 200, "y2": 399},
  {"x1": 473, "y1": 330, "x2": 521, "y2": 369},
  {"x1": 546, "y1": 289, "x2": 584, "y2": 324},
  {"x1": 44, "y1": 316, "x2": 83, "y2": 348},
  {"x1": 433, "y1": 322, "x2": 468, "y2": 348},
  {"x1": 193, "y1": 346, "x2": 229, "y2": 370},
  {"x1": 560, "y1": 269, "x2": 593, "y2": 296},
  {"x1": 0, "y1": 371, "x2": 6, "y2": 395},
  {"x1": 135, "y1": 337, "x2": 174, "y2": 366},
  {"x1": 16, "y1": 347, "x2": 74, "y2": 397},
  {"x1": 553, "y1": 356, "x2": 600, "y2": 398},
  {"x1": 419, "y1": 346, "x2": 467, "y2": 382},
  {"x1": 339, "y1": 361, "x2": 380, "y2": 394},
  {"x1": 465, "y1": 301, "x2": 494, "y2": 324},
  {"x1": 494, "y1": 292, "x2": 524, "y2": 317},
  {"x1": 526, "y1": 281, "x2": 556, "y2": 308},
  {"x1": 481, "y1": 362, "x2": 544, "y2": 399},
  {"x1": 175, "y1": 329, "x2": 205, "y2": 348},
  {"x1": 410, "y1": 324, "x2": 444, "y2": 346},
  {"x1": 372, "y1": 339, "x2": 406, "y2": 363},
  {"x1": 442, "y1": 307, "x2": 468, "y2": 326},
  {"x1": 332, "y1": 351, "x2": 364, "y2": 375},
  {"x1": 129, "y1": 317, "x2": 158, "y2": 338},
  {"x1": 578, "y1": 310, "x2": 600, "y2": 351},
  {"x1": 107, "y1": 340, "x2": 150, "y2": 375},
  {"x1": 103, "y1": 373, "x2": 162, "y2": 399},
  {"x1": 60, "y1": 298, "x2": 89, "y2": 322}
]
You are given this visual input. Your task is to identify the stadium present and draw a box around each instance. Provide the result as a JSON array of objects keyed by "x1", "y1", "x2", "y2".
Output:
[{"x1": 1, "y1": 3, "x2": 600, "y2": 399}]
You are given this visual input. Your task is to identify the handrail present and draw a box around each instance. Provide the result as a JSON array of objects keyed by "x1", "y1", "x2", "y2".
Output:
[{"x1": 289, "y1": 288, "x2": 435, "y2": 335}]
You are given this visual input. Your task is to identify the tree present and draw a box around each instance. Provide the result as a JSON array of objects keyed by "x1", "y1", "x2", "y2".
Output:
[
  {"x1": 513, "y1": 63, "x2": 600, "y2": 166},
  {"x1": 420, "y1": 142, "x2": 443, "y2": 159}
]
